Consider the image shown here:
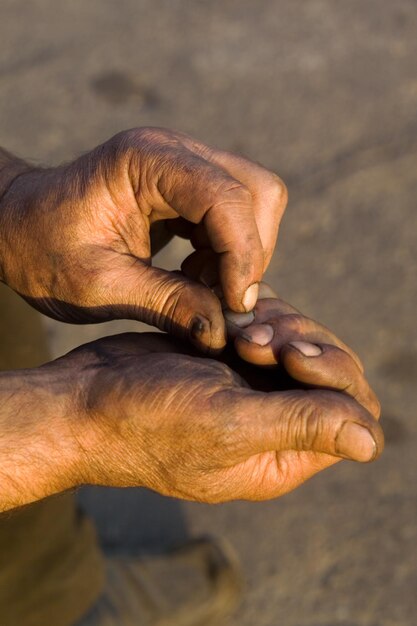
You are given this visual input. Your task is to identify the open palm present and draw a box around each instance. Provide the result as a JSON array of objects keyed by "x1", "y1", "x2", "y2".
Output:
[{"x1": 62, "y1": 289, "x2": 382, "y2": 503}]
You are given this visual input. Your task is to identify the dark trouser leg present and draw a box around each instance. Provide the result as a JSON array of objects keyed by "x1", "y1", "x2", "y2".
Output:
[{"x1": 0, "y1": 284, "x2": 105, "y2": 626}]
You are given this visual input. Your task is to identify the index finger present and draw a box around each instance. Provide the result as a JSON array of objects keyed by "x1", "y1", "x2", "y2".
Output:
[
  {"x1": 199, "y1": 147, "x2": 288, "y2": 271},
  {"x1": 156, "y1": 146, "x2": 265, "y2": 312}
]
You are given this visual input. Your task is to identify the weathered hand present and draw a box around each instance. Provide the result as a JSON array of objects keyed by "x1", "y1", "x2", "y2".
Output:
[
  {"x1": 218, "y1": 282, "x2": 381, "y2": 484},
  {"x1": 47, "y1": 330, "x2": 383, "y2": 504},
  {"x1": 0, "y1": 129, "x2": 286, "y2": 352}
]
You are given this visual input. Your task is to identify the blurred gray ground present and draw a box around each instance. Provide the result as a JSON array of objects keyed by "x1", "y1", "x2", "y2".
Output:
[{"x1": 1, "y1": 1, "x2": 417, "y2": 624}]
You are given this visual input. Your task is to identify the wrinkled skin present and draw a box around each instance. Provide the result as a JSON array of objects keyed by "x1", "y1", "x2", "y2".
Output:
[
  {"x1": 0, "y1": 131, "x2": 383, "y2": 509},
  {"x1": 44, "y1": 291, "x2": 382, "y2": 504},
  {"x1": 0, "y1": 128, "x2": 287, "y2": 352}
]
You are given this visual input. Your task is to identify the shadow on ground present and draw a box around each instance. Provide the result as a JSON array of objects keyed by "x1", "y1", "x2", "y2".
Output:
[{"x1": 78, "y1": 488, "x2": 189, "y2": 555}]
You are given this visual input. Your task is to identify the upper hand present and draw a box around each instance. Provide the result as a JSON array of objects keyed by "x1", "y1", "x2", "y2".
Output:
[{"x1": 0, "y1": 128, "x2": 287, "y2": 352}]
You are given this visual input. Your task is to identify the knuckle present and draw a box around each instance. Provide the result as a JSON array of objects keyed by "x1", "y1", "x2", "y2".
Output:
[
  {"x1": 294, "y1": 396, "x2": 325, "y2": 451},
  {"x1": 266, "y1": 173, "x2": 288, "y2": 209},
  {"x1": 106, "y1": 128, "x2": 143, "y2": 154},
  {"x1": 156, "y1": 281, "x2": 188, "y2": 328},
  {"x1": 123, "y1": 126, "x2": 167, "y2": 146},
  {"x1": 209, "y1": 388, "x2": 248, "y2": 447},
  {"x1": 214, "y1": 179, "x2": 252, "y2": 207},
  {"x1": 113, "y1": 127, "x2": 177, "y2": 163}
]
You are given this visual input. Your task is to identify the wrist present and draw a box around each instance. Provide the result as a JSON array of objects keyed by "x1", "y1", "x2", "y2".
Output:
[{"x1": 0, "y1": 364, "x2": 86, "y2": 511}]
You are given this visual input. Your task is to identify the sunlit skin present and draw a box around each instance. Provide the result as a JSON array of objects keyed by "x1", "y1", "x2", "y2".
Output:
[
  {"x1": 0, "y1": 128, "x2": 287, "y2": 352},
  {"x1": 0, "y1": 132, "x2": 383, "y2": 512},
  {"x1": 0, "y1": 287, "x2": 382, "y2": 512}
]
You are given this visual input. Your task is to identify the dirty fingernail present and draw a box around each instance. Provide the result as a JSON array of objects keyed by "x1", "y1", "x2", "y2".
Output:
[
  {"x1": 190, "y1": 315, "x2": 210, "y2": 341},
  {"x1": 242, "y1": 283, "x2": 259, "y2": 312},
  {"x1": 224, "y1": 310, "x2": 255, "y2": 328},
  {"x1": 335, "y1": 423, "x2": 377, "y2": 462},
  {"x1": 289, "y1": 341, "x2": 322, "y2": 357},
  {"x1": 243, "y1": 323, "x2": 274, "y2": 346}
]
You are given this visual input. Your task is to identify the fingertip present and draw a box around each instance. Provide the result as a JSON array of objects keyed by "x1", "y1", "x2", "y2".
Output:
[
  {"x1": 189, "y1": 314, "x2": 226, "y2": 354},
  {"x1": 221, "y1": 282, "x2": 252, "y2": 314},
  {"x1": 335, "y1": 420, "x2": 384, "y2": 463},
  {"x1": 165, "y1": 275, "x2": 227, "y2": 354},
  {"x1": 222, "y1": 282, "x2": 259, "y2": 313},
  {"x1": 278, "y1": 342, "x2": 317, "y2": 377},
  {"x1": 241, "y1": 324, "x2": 274, "y2": 347},
  {"x1": 224, "y1": 310, "x2": 255, "y2": 329},
  {"x1": 218, "y1": 246, "x2": 263, "y2": 314},
  {"x1": 280, "y1": 342, "x2": 326, "y2": 377},
  {"x1": 335, "y1": 422, "x2": 376, "y2": 462},
  {"x1": 372, "y1": 420, "x2": 385, "y2": 459},
  {"x1": 242, "y1": 282, "x2": 259, "y2": 312},
  {"x1": 234, "y1": 327, "x2": 277, "y2": 366},
  {"x1": 288, "y1": 341, "x2": 323, "y2": 357},
  {"x1": 309, "y1": 392, "x2": 385, "y2": 462},
  {"x1": 281, "y1": 343, "x2": 381, "y2": 421}
]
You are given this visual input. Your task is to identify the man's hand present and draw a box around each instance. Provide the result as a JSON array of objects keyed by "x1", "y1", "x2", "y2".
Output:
[
  {"x1": 54, "y1": 332, "x2": 382, "y2": 504},
  {"x1": 218, "y1": 282, "x2": 382, "y2": 487},
  {"x1": 64, "y1": 331, "x2": 382, "y2": 503},
  {"x1": 223, "y1": 282, "x2": 378, "y2": 401},
  {"x1": 0, "y1": 129, "x2": 287, "y2": 352},
  {"x1": 0, "y1": 293, "x2": 383, "y2": 513}
]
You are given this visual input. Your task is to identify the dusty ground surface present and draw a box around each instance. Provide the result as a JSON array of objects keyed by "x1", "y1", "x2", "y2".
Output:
[{"x1": 1, "y1": 1, "x2": 416, "y2": 624}]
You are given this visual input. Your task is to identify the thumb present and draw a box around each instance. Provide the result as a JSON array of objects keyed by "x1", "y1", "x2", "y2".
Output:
[
  {"x1": 102, "y1": 260, "x2": 226, "y2": 353},
  {"x1": 236, "y1": 388, "x2": 384, "y2": 463}
]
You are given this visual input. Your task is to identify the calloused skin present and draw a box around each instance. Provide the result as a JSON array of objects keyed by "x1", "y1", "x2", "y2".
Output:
[
  {"x1": 0, "y1": 129, "x2": 287, "y2": 352},
  {"x1": 0, "y1": 134, "x2": 382, "y2": 512},
  {"x1": 0, "y1": 287, "x2": 382, "y2": 512}
]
